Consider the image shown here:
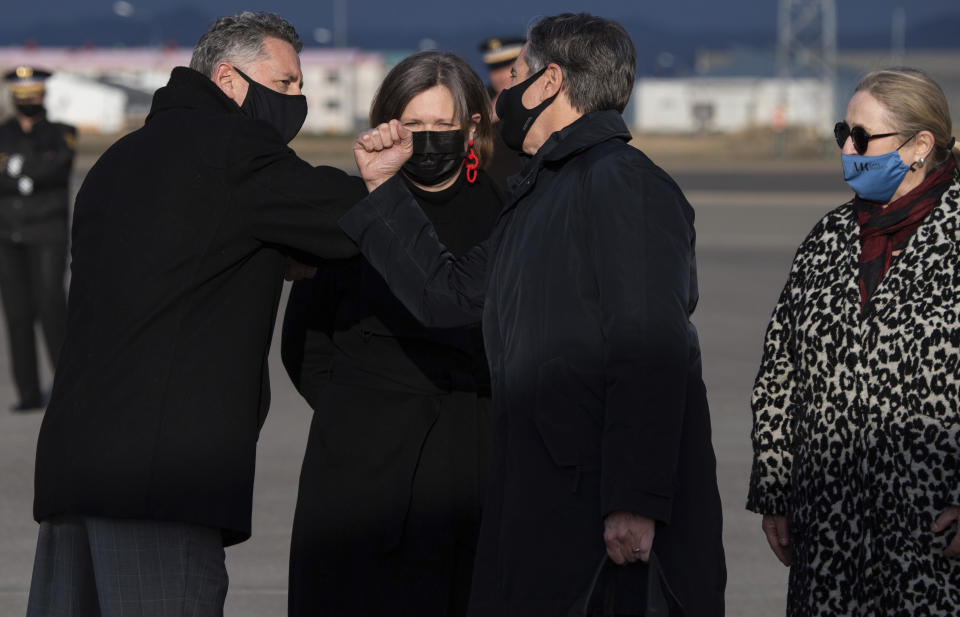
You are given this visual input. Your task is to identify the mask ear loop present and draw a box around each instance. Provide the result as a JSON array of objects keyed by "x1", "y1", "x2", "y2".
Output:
[{"x1": 465, "y1": 138, "x2": 479, "y2": 184}]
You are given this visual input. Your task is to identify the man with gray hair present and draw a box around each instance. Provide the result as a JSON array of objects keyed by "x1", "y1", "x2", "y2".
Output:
[
  {"x1": 26, "y1": 12, "x2": 364, "y2": 616},
  {"x1": 345, "y1": 12, "x2": 725, "y2": 616}
]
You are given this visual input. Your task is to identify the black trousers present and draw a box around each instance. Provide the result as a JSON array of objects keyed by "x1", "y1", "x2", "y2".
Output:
[
  {"x1": 27, "y1": 516, "x2": 228, "y2": 617},
  {"x1": 0, "y1": 240, "x2": 66, "y2": 405}
]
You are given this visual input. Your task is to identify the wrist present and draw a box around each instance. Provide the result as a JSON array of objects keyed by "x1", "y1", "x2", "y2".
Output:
[
  {"x1": 363, "y1": 172, "x2": 398, "y2": 193},
  {"x1": 364, "y1": 178, "x2": 386, "y2": 192}
]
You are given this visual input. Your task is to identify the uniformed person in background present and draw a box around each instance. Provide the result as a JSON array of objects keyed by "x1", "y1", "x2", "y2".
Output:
[
  {"x1": 477, "y1": 36, "x2": 526, "y2": 191},
  {"x1": 0, "y1": 67, "x2": 74, "y2": 412}
]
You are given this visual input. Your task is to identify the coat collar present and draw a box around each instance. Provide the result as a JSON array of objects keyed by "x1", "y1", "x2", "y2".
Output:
[
  {"x1": 866, "y1": 168, "x2": 960, "y2": 319},
  {"x1": 540, "y1": 109, "x2": 632, "y2": 164},
  {"x1": 503, "y1": 109, "x2": 632, "y2": 208},
  {"x1": 146, "y1": 66, "x2": 241, "y2": 122}
]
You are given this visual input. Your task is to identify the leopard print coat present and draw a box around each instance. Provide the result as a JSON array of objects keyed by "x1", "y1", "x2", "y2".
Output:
[{"x1": 748, "y1": 170, "x2": 960, "y2": 617}]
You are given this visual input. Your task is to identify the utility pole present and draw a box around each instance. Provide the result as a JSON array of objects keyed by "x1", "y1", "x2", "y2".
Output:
[
  {"x1": 334, "y1": 0, "x2": 348, "y2": 47},
  {"x1": 891, "y1": 2, "x2": 906, "y2": 65},
  {"x1": 776, "y1": 0, "x2": 837, "y2": 156}
]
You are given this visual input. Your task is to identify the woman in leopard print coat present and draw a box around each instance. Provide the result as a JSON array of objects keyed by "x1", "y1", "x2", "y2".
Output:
[{"x1": 748, "y1": 68, "x2": 960, "y2": 616}]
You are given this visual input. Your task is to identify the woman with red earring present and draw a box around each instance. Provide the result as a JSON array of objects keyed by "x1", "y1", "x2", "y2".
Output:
[{"x1": 281, "y1": 50, "x2": 502, "y2": 617}]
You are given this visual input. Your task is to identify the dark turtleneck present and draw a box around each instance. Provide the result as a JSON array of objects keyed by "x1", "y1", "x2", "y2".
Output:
[{"x1": 402, "y1": 167, "x2": 503, "y2": 256}]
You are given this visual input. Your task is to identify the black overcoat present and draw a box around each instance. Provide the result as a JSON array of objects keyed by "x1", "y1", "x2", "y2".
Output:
[
  {"x1": 33, "y1": 67, "x2": 365, "y2": 545},
  {"x1": 341, "y1": 110, "x2": 726, "y2": 616}
]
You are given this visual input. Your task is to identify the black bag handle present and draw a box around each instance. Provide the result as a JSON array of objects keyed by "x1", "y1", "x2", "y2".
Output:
[{"x1": 567, "y1": 550, "x2": 686, "y2": 617}]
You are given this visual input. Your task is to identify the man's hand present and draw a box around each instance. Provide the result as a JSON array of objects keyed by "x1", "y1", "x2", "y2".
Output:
[
  {"x1": 762, "y1": 514, "x2": 792, "y2": 566},
  {"x1": 283, "y1": 257, "x2": 317, "y2": 282},
  {"x1": 604, "y1": 511, "x2": 655, "y2": 564},
  {"x1": 353, "y1": 120, "x2": 412, "y2": 192},
  {"x1": 932, "y1": 506, "x2": 960, "y2": 557}
]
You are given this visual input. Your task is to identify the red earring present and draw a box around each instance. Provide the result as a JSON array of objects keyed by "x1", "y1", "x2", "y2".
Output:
[{"x1": 465, "y1": 138, "x2": 479, "y2": 184}]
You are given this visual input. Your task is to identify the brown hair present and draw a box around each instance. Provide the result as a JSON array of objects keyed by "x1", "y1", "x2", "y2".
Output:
[
  {"x1": 369, "y1": 51, "x2": 493, "y2": 166},
  {"x1": 856, "y1": 68, "x2": 959, "y2": 167}
]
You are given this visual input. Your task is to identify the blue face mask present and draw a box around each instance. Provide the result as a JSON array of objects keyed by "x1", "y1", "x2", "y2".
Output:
[{"x1": 841, "y1": 149, "x2": 910, "y2": 203}]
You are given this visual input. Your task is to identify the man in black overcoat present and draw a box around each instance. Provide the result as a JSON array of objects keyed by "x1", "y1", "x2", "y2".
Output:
[
  {"x1": 0, "y1": 66, "x2": 74, "y2": 411},
  {"x1": 342, "y1": 13, "x2": 726, "y2": 617},
  {"x1": 26, "y1": 12, "x2": 366, "y2": 616}
]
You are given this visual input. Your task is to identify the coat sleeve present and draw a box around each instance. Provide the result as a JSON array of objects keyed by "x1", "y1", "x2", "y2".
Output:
[
  {"x1": 746, "y1": 266, "x2": 800, "y2": 516},
  {"x1": 585, "y1": 154, "x2": 695, "y2": 525},
  {"x1": 338, "y1": 174, "x2": 491, "y2": 328},
  {"x1": 280, "y1": 263, "x2": 342, "y2": 408},
  {"x1": 229, "y1": 121, "x2": 368, "y2": 260}
]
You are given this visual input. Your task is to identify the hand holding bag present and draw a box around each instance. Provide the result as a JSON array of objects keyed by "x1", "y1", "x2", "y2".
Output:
[{"x1": 567, "y1": 551, "x2": 685, "y2": 617}]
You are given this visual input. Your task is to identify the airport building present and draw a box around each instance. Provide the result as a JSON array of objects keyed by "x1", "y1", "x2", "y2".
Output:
[
  {"x1": 1, "y1": 46, "x2": 958, "y2": 136},
  {"x1": 0, "y1": 47, "x2": 395, "y2": 134},
  {"x1": 631, "y1": 48, "x2": 960, "y2": 136},
  {"x1": 630, "y1": 77, "x2": 830, "y2": 134}
]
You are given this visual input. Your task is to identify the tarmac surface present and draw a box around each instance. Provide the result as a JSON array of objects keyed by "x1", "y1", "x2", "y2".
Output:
[{"x1": 0, "y1": 142, "x2": 851, "y2": 616}]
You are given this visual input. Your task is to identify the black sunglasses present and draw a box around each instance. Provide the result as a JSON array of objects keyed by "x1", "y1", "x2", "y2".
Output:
[{"x1": 834, "y1": 121, "x2": 901, "y2": 155}]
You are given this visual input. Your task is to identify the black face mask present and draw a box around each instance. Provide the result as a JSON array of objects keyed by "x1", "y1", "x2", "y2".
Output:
[
  {"x1": 402, "y1": 130, "x2": 466, "y2": 186},
  {"x1": 495, "y1": 67, "x2": 558, "y2": 152},
  {"x1": 15, "y1": 103, "x2": 44, "y2": 119},
  {"x1": 235, "y1": 68, "x2": 307, "y2": 143}
]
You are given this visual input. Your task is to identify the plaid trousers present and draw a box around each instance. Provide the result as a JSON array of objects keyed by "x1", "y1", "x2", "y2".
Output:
[{"x1": 26, "y1": 515, "x2": 228, "y2": 617}]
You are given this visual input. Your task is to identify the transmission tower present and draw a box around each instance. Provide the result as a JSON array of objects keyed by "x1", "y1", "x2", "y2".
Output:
[
  {"x1": 777, "y1": 0, "x2": 837, "y2": 80},
  {"x1": 775, "y1": 0, "x2": 837, "y2": 151}
]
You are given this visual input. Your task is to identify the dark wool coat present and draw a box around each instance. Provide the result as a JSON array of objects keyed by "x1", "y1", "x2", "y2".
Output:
[
  {"x1": 748, "y1": 169, "x2": 960, "y2": 616},
  {"x1": 341, "y1": 110, "x2": 726, "y2": 617},
  {"x1": 282, "y1": 170, "x2": 502, "y2": 617},
  {"x1": 32, "y1": 67, "x2": 365, "y2": 545},
  {"x1": 0, "y1": 117, "x2": 75, "y2": 245}
]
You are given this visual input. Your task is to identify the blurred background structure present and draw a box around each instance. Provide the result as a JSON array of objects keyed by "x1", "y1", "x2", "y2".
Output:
[
  {"x1": 1, "y1": 1, "x2": 960, "y2": 616},
  {"x1": 0, "y1": 1, "x2": 956, "y2": 145}
]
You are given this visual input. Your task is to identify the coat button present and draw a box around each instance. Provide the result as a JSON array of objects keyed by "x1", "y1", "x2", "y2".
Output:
[
  {"x1": 12, "y1": 199, "x2": 22, "y2": 209},
  {"x1": 17, "y1": 176, "x2": 33, "y2": 196},
  {"x1": 11, "y1": 232, "x2": 21, "y2": 243}
]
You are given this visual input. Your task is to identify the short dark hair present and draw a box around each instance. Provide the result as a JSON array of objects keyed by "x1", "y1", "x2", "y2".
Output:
[
  {"x1": 524, "y1": 13, "x2": 636, "y2": 114},
  {"x1": 369, "y1": 51, "x2": 494, "y2": 166},
  {"x1": 190, "y1": 12, "x2": 303, "y2": 77}
]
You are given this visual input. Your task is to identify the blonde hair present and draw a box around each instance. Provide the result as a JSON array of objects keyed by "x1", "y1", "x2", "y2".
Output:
[{"x1": 856, "y1": 68, "x2": 959, "y2": 167}]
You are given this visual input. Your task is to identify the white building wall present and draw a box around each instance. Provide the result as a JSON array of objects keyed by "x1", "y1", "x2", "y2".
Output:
[
  {"x1": 355, "y1": 59, "x2": 388, "y2": 128},
  {"x1": 300, "y1": 52, "x2": 391, "y2": 133},
  {"x1": 632, "y1": 77, "x2": 833, "y2": 134},
  {"x1": 44, "y1": 73, "x2": 127, "y2": 133},
  {"x1": 302, "y1": 65, "x2": 350, "y2": 133},
  {"x1": 633, "y1": 81, "x2": 690, "y2": 132}
]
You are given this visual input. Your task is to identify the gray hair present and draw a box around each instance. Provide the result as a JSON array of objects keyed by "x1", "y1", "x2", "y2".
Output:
[
  {"x1": 189, "y1": 12, "x2": 303, "y2": 77},
  {"x1": 524, "y1": 13, "x2": 636, "y2": 114}
]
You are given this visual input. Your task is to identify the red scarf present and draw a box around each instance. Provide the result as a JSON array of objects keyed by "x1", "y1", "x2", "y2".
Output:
[{"x1": 854, "y1": 158, "x2": 957, "y2": 314}]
